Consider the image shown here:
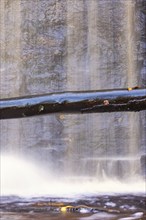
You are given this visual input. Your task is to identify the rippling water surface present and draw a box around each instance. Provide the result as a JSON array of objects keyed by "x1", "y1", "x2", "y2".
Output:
[{"x1": 1, "y1": 195, "x2": 146, "y2": 220}]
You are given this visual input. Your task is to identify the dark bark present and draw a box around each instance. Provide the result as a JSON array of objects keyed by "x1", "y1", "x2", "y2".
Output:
[{"x1": 0, "y1": 88, "x2": 146, "y2": 119}]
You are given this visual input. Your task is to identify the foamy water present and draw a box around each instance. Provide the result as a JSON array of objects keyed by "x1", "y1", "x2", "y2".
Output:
[{"x1": 1, "y1": 155, "x2": 145, "y2": 197}]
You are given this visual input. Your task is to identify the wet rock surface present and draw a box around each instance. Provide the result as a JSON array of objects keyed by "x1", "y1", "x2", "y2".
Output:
[
  {"x1": 0, "y1": 195, "x2": 146, "y2": 220},
  {"x1": 141, "y1": 154, "x2": 146, "y2": 177}
]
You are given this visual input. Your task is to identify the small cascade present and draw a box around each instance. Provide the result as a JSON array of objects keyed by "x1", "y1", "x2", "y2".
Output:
[{"x1": 81, "y1": 157, "x2": 141, "y2": 179}]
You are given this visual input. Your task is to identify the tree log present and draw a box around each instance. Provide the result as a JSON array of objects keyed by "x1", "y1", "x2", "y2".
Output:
[{"x1": 0, "y1": 88, "x2": 146, "y2": 119}]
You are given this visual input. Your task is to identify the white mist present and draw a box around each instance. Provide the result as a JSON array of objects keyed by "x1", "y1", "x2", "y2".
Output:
[{"x1": 1, "y1": 154, "x2": 145, "y2": 197}]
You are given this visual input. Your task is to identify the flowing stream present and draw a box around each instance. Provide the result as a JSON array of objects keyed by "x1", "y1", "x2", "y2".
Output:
[{"x1": 0, "y1": 0, "x2": 146, "y2": 219}]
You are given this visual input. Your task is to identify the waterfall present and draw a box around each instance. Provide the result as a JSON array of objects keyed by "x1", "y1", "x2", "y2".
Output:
[
  {"x1": 0, "y1": 0, "x2": 145, "y2": 195},
  {"x1": 0, "y1": 0, "x2": 22, "y2": 153},
  {"x1": 63, "y1": 0, "x2": 144, "y2": 180}
]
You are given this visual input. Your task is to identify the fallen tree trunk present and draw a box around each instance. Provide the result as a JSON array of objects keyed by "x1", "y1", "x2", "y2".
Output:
[{"x1": 0, "y1": 88, "x2": 146, "y2": 119}]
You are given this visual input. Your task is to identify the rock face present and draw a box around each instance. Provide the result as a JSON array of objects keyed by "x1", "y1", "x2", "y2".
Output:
[
  {"x1": 0, "y1": 0, "x2": 146, "y2": 179},
  {"x1": 141, "y1": 154, "x2": 146, "y2": 177}
]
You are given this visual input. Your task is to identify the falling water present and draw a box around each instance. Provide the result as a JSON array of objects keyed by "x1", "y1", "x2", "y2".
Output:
[
  {"x1": 0, "y1": 0, "x2": 146, "y2": 198},
  {"x1": 0, "y1": 0, "x2": 22, "y2": 154},
  {"x1": 62, "y1": 0, "x2": 145, "y2": 182},
  {"x1": 125, "y1": 1, "x2": 141, "y2": 177}
]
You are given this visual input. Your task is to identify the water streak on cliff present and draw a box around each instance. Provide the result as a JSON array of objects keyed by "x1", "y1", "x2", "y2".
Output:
[
  {"x1": 125, "y1": 0, "x2": 141, "y2": 176},
  {"x1": 0, "y1": 0, "x2": 22, "y2": 153}
]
